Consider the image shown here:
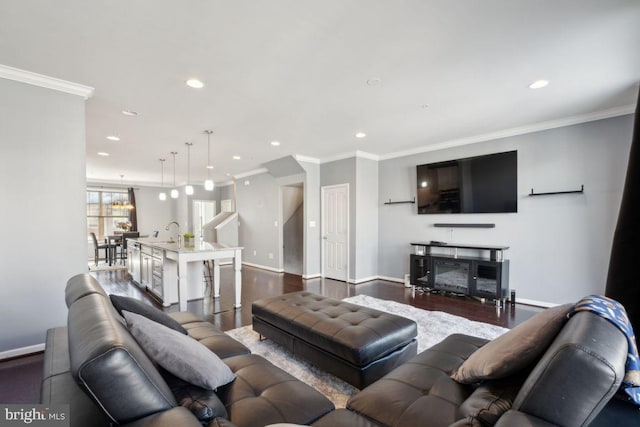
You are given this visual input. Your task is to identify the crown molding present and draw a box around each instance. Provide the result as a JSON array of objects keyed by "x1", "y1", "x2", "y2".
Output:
[
  {"x1": 319, "y1": 150, "x2": 379, "y2": 164},
  {"x1": 233, "y1": 168, "x2": 269, "y2": 179},
  {"x1": 354, "y1": 150, "x2": 380, "y2": 161},
  {"x1": 0, "y1": 64, "x2": 94, "y2": 99},
  {"x1": 379, "y1": 104, "x2": 636, "y2": 161},
  {"x1": 293, "y1": 154, "x2": 320, "y2": 164},
  {"x1": 216, "y1": 180, "x2": 235, "y2": 187}
]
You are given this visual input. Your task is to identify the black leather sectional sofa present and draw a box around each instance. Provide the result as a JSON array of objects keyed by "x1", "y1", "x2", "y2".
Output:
[{"x1": 42, "y1": 274, "x2": 630, "y2": 426}]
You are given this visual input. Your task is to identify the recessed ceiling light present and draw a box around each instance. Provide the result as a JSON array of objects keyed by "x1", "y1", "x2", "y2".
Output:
[
  {"x1": 106, "y1": 135, "x2": 120, "y2": 141},
  {"x1": 355, "y1": 132, "x2": 367, "y2": 139},
  {"x1": 97, "y1": 152, "x2": 110, "y2": 156},
  {"x1": 225, "y1": 173, "x2": 231, "y2": 176},
  {"x1": 186, "y1": 78, "x2": 204, "y2": 89},
  {"x1": 366, "y1": 77, "x2": 382, "y2": 86},
  {"x1": 232, "y1": 155, "x2": 241, "y2": 160},
  {"x1": 270, "y1": 141, "x2": 281, "y2": 146},
  {"x1": 121, "y1": 109, "x2": 138, "y2": 116},
  {"x1": 529, "y1": 79, "x2": 549, "y2": 89}
]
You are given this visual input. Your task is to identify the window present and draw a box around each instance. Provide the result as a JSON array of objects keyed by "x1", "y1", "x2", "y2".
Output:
[{"x1": 87, "y1": 190, "x2": 131, "y2": 241}]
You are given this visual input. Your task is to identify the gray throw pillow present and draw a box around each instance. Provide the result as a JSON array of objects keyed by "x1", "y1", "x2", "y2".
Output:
[
  {"x1": 123, "y1": 311, "x2": 235, "y2": 390},
  {"x1": 452, "y1": 303, "x2": 574, "y2": 384},
  {"x1": 110, "y1": 294, "x2": 187, "y2": 334}
]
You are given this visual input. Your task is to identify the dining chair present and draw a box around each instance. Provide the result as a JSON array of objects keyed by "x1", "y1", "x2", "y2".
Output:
[
  {"x1": 90, "y1": 232, "x2": 114, "y2": 266},
  {"x1": 119, "y1": 231, "x2": 140, "y2": 264}
]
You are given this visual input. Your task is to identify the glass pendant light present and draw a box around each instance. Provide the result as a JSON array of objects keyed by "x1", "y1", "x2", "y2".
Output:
[
  {"x1": 185, "y1": 142, "x2": 194, "y2": 195},
  {"x1": 204, "y1": 130, "x2": 214, "y2": 191},
  {"x1": 158, "y1": 158, "x2": 167, "y2": 201},
  {"x1": 170, "y1": 151, "x2": 179, "y2": 199}
]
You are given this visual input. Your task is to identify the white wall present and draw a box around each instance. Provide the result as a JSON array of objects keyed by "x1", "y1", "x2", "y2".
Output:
[
  {"x1": 377, "y1": 115, "x2": 634, "y2": 305},
  {"x1": 0, "y1": 78, "x2": 87, "y2": 353}
]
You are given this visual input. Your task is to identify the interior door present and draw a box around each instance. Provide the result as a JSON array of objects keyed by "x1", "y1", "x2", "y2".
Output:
[{"x1": 322, "y1": 184, "x2": 348, "y2": 281}]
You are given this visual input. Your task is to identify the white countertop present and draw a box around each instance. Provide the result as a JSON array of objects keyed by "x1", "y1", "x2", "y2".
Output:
[{"x1": 130, "y1": 237, "x2": 243, "y2": 254}]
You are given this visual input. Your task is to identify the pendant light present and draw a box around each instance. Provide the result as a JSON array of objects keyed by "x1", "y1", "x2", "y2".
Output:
[
  {"x1": 158, "y1": 159, "x2": 167, "y2": 201},
  {"x1": 204, "y1": 130, "x2": 214, "y2": 191},
  {"x1": 170, "y1": 151, "x2": 179, "y2": 199},
  {"x1": 185, "y1": 142, "x2": 194, "y2": 195}
]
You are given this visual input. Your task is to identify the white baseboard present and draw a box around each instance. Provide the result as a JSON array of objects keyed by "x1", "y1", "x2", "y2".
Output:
[
  {"x1": 516, "y1": 298, "x2": 559, "y2": 308},
  {"x1": 0, "y1": 343, "x2": 45, "y2": 361},
  {"x1": 242, "y1": 261, "x2": 284, "y2": 273},
  {"x1": 348, "y1": 276, "x2": 379, "y2": 284},
  {"x1": 377, "y1": 275, "x2": 404, "y2": 284},
  {"x1": 302, "y1": 273, "x2": 321, "y2": 279}
]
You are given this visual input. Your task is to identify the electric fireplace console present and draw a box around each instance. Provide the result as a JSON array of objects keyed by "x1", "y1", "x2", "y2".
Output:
[{"x1": 409, "y1": 242, "x2": 510, "y2": 304}]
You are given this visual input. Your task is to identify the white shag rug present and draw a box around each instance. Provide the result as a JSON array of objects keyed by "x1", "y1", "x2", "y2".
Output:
[{"x1": 225, "y1": 295, "x2": 508, "y2": 408}]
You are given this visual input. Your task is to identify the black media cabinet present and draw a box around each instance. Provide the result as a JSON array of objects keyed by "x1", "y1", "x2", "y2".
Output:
[{"x1": 409, "y1": 242, "x2": 510, "y2": 304}]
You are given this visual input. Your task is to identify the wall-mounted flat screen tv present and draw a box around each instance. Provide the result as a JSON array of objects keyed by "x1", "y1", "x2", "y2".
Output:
[{"x1": 417, "y1": 150, "x2": 517, "y2": 214}]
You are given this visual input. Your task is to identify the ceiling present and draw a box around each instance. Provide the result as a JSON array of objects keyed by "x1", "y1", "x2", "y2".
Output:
[{"x1": 1, "y1": 0, "x2": 638, "y2": 187}]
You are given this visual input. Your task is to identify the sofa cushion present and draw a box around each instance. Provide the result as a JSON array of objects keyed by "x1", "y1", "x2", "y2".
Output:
[
  {"x1": 124, "y1": 311, "x2": 235, "y2": 390},
  {"x1": 452, "y1": 304, "x2": 573, "y2": 384},
  {"x1": 346, "y1": 334, "x2": 488, "y2": 427},
  {"x1": 168, "y1": 312, "x2": 251, "y2": 359},
  {"x1": 111, "y1": 294, "x2": 187, "y2": 334},
  {"x1": 218, "y1": 354, "x2": 334, "y2": 427}
]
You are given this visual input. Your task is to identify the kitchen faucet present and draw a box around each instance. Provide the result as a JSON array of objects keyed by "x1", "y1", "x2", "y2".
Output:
[{"x1": 165, "y1": 221, "x2": 182, "y2": 248}]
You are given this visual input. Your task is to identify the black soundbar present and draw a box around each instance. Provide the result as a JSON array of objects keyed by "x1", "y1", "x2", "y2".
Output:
[{"x1": 433, "y1": 223, "x2": 495, "y2": 228}]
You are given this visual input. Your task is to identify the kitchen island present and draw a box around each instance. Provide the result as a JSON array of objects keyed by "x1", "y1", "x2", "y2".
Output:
[{"x1": 127, "y1": 237, "x2": 243, "y2": 311}]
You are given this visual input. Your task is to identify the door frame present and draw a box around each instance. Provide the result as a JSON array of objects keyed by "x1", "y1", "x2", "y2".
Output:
[{"x1": 321, "y1": 183, "x2": 350, "y2": 281}]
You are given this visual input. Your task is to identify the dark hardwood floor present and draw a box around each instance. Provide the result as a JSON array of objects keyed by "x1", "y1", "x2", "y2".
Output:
[
  {"x1": 95, "y1": 265, "x2": 542, "y2": 331},
  {"x1": 0, "y1": 265, "x2": 542, "y2": 404}
]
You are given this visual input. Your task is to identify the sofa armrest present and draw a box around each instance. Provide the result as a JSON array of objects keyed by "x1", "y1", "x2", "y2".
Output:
[
  {"x1": 513, "y1": 311, "x2": 627, "y2": 426},
  {"x1": 121, "y1": 407, "x2": 202, "y2": 427},
  {"x1": 495, "y1": 410, "x2": 558, "y2": 427}
]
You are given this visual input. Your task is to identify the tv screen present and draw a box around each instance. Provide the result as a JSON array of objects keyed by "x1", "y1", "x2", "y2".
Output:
[{"x1": 417, "y1": 150, "x2": 517, "y2": 214}]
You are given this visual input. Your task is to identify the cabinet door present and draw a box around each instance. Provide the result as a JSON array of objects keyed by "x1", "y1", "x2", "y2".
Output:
[
  {"x1": 410, "y1": 255, "x2": 430, "y2": 286},
  {"x1": 472, "y1": 261, "x2": 501, "y2": 299}
]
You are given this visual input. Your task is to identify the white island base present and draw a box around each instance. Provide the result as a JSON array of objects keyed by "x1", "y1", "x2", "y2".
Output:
[{"x1": 129, "y1": 238, "x2": 243, "y2": 311}]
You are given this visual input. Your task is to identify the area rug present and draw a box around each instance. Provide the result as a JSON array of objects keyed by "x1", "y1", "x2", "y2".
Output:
[
  {"x1": 88, "y1": 262, "x2": 127, "y2": 272},
  {"x1": 225, "y1": 295, "x2": 509, "y2": 408}
]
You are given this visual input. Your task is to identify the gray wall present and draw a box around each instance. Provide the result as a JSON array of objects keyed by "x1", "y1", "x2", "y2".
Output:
[
  {"x1": 236, "y1": 172, "x2": 281, "y2": 269},
  {"x1": 299, "y1": 161, "x2": 321, "y2": 276},
  {"x1": 378, "y1": 115, "x2": 634, "y2": 304},
  {"x1": 355, "y1": 157, "x2": 379, "y2": 279},
  {"x1": 0, "y1": 78, "x2": 87, "y2": 353}
]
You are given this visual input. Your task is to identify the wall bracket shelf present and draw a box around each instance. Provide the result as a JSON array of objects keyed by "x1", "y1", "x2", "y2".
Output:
[
  {"x1": 529, "y1": 185, "x2": 584, "y2": 197},
  {"x1": 384, "y1": 197, "x2": 415, "y2": 205}
]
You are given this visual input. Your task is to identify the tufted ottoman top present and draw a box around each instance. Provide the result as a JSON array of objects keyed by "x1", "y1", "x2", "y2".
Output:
[{"x1": 252, "y1": 291, "x2": 417, "y2": 366}]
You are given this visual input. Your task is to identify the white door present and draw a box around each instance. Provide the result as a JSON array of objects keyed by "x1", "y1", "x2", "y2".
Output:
[
  {"x1": 192, "y1": 200, "x2": 216, "y2": 241},
  {"x1": 322, "y1": 184, "x2": 349, "y2": 281}
]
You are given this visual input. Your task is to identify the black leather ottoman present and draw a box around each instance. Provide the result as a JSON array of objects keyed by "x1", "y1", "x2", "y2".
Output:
[{"x1": 252, "y1": 291, "x2": 418, "y2": 389}]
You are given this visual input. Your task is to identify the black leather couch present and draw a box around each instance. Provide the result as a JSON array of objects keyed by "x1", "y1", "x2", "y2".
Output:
[
  {"x1": 41, "y1": 274, "x2": 334, "y2": 427},
  {"x1": 42, "y1": 274, "x2": 630, "y2": 427}
]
